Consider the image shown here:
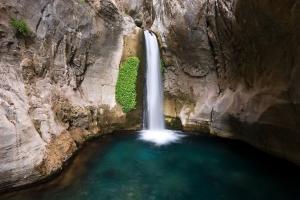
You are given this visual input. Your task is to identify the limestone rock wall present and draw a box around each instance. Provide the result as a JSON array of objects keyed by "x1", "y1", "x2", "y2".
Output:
[
  {"x1": 0, "y1": 0, "x2": 142, "y2": 191},
  {"x1": 0, "y1": 0, "x2": 299, "y2": 192},
  {"x1": 151, "y1": 0, "x2": 300, "y2": 165}
]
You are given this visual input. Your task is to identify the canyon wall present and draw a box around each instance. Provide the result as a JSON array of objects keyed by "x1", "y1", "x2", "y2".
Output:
[
  {"x1": 0, "y1": 0, "x2": 299, "y2": 192},
  {"x1": 0, "y1": 0, "x2": 144, "y2": 191},
  {"x1": 151, "y1": 0, "x2": 300, "y2": 165}
]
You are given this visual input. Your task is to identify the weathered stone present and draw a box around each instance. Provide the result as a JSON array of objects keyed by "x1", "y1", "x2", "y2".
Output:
[
  {"x1": 0, "y1": 0, "x2": 142, "y2": 192},
  {"x1": 152, "y1": 0, "x2": 300, "y2": 165},
  {"x1": 1, "y1": 0, "x2": 300, "y2": 192}
]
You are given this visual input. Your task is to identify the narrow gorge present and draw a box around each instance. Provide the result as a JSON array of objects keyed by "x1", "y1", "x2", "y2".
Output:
[{"x1": 0, "y1": 0, "x2": 299, "y2": 199}]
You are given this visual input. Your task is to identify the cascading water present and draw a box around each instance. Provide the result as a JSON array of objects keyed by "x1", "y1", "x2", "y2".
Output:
[
  {"x1": 139, "y1": 30, "x2": 182, "y2": 145},
  {"x1": 144, "y1": 30, "x2": 165, "y2": 130}
]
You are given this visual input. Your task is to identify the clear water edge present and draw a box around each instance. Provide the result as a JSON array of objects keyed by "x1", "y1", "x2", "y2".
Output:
[
  {"x1": 1, "y1": 31, "x2": 299, "y2": 200},
  {"x1": 2, "y1": 132, "x2": 299, "y2": 200}
]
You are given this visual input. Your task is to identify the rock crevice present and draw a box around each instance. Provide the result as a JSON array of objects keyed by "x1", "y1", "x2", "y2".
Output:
[
  {"x1": 151, "y1": 0, "x2": 300, "y2": 165},
  {"x1": 0, "y1": 0, "x2": 142, "y2": 192}
]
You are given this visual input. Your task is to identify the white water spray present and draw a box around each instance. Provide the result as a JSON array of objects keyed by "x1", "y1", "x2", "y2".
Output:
[
  {"x1": 144, "y1": 30, "x2": 165, "y2": 130},
  {"x1": 139, "y1": 30, "x2": 182, "y2": 145}
]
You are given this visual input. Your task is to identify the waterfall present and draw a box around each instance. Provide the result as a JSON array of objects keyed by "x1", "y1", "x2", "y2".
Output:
[
  {"x1": 139, "y1": 30, "x2": 182, "y2": 145},
  {"x1": 144, "y1": 30, "x2": 165, "y2": 130}
]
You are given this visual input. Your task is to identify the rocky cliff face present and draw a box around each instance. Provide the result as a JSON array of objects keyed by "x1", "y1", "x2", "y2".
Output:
[
  {"x1": 0, "y1": 0, "x2": 299, "y2": 192},
  {"x1": 0, "y1": 0, "x2": 144, "y2": 191},
  {"x1": 149, "y1": 0, "x2": 300, "y2": 165}
]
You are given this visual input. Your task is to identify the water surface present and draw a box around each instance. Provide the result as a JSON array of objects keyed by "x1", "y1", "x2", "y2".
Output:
[{"x1": 2, "y1": 132, "x2": 300, "y2": 200}]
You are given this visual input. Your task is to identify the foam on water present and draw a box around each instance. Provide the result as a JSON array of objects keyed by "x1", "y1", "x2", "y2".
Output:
[{"x1": 139, "y1": 130, "x2": 184, "y2": 146}]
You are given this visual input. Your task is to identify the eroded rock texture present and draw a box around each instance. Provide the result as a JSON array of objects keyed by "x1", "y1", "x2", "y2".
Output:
[
  {"x1": 0, "y1": 0, "x2": 299, "y2": 192},
  {"x1": 153, "y1": 0, "x2": 300, "y2": 164},
  {"x1": 0, "y1": 0, "x2": 143, "y2": 191}
]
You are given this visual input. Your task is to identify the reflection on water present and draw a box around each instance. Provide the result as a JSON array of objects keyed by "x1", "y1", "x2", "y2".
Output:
[{"x1": 1, "y1": 132, "x2": 300, "y2": 200}]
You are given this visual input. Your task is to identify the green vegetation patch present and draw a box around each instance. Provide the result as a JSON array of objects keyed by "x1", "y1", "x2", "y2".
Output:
[
  {"x1": 10, "y1": 18, "x2": 30, "y2": 36},
  {"x1": 160, "y1": 59, "x2": 165, "y2": 74},
  {"x1": 116, "y1": 57, "x2": 140, "y2": 113},
  {"x1": 165, "y1": 116, "x2": 183, "y2": 130}
]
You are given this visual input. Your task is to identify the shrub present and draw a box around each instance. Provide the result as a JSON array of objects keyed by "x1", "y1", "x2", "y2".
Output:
[
  {"x1": 10, "y1": 18, "x2": 30, "y2": 36},
  {"x1": 116, "y1": 57, "x2": 140, "y2": 113}
]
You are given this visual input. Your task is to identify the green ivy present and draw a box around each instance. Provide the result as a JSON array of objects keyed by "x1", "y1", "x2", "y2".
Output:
[
  {"x1": 116, "y1": 57, "x2": 140, "y2": 113},
  {"x1": 10, "y1": 18, "x2": 30, "y2": 36}
]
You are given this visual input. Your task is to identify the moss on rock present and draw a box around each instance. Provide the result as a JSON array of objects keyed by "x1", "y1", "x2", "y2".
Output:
[{"x1": 165, "y1": 116, "x2": 183, "y2": 130}]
